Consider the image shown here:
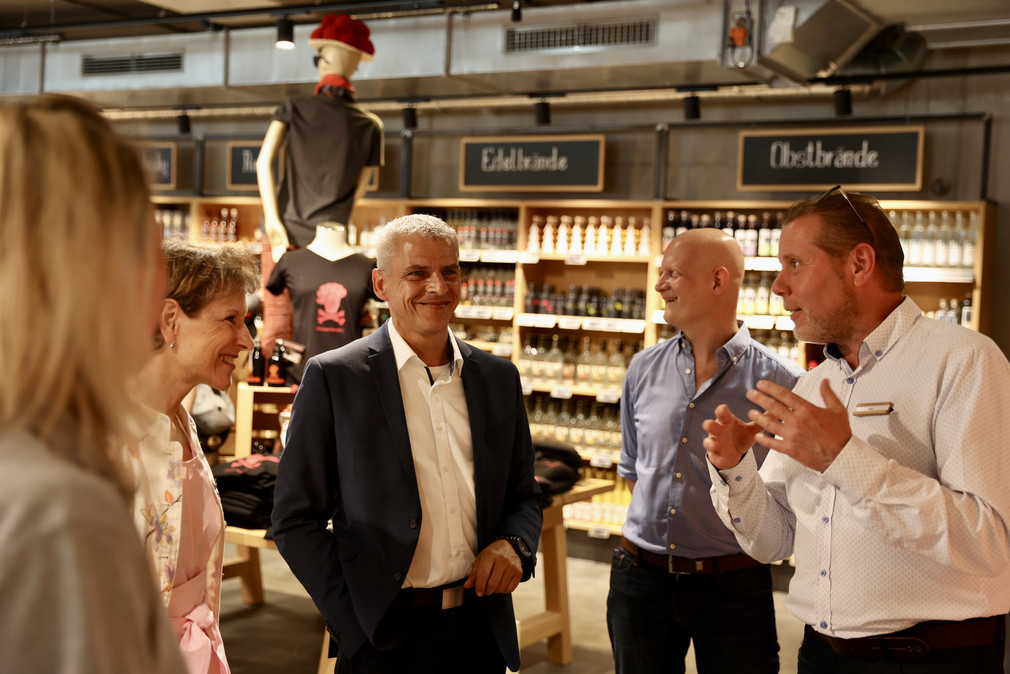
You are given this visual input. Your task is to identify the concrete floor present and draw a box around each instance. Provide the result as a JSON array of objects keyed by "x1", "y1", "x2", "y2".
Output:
[{"x1": 218, "y1": 535, "x2": 806, "y2": 674}]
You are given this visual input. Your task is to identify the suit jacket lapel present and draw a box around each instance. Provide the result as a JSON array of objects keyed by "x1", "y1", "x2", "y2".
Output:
[
  {"x1": 458, "y1": 338, "x2": 488, "y2": 524},
  {"x1": 367, "y1": 324, "x2": 415, "y2": 480}
]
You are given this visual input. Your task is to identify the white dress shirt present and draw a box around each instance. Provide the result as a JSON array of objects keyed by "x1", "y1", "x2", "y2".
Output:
[
  {"x1": 387, "y1": 318, "x2": 477, "y2": 588},
  {"x1": 710, "y1": 297, "x2": 1010, "y2": 638}
]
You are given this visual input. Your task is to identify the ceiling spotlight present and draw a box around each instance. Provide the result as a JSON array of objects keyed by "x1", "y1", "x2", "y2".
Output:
[
  {"x1": 176, "y1": 113, "x2": 191, "y2": 135},
  {"x1": 402, "y1": 107, "x2": 417, "y2": 130},
  {"x1": 833, "y1": 88, "x2": 853, "y2": 117},
  {"x1": 511, "y1": 0, "x2": 522, "y2": 23},
  {"x1": 534, "y1": 101, "x2": 551, "y2": 125},
  {"x1": 683, "y1": 94, "x2": 700, "y2": 120},
  {"x1": 275, "y1": 17, "x2": 295, "y2": 50}
]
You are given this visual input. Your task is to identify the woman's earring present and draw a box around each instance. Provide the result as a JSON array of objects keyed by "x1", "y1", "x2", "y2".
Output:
[{"x1": 169, "y1": 340, "x2": 176, "y2": 350}]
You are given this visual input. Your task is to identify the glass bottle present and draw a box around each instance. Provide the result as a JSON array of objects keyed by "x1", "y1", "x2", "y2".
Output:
[
  {"x1": 266, "y1": 339, "x2": 287, "y2": 386},
  {"x1": 576, "y1": 337, "x2": 593, "y2": 386},
  {"x1": 962, "y1": 211, "x2": 979, "y2": 268},
  {"x1": 590, "y1": 341, "x2": 608, "y2": 388},
  {"x1": 247, "y1": 338, "x2": 264, "y2": 385},
  {"x1": 529, "y1": 396, "x2": 545, "y2": 441},
  {"x1": 607, "y1": 339, "x2": 627, "y2": 388},
  {"x1": 584, "y1": 403, "x2": 603, "y2": 450},
  {"x1": 758, "y1": 212, "x2": 773, "y2": 257},
  {"x1": 922, "y1": 211, "x2": 939, "y2": 267},
  {"x1": 562, "y1": 337, "x2": 578, "y2": 386},
  {"x1": 527, "y1": 216, "x2": 541, "y2": 253},
  {"x1": 546, "y1": 334, "x2": 565, "y2": 384},
  {"x1": 554, "y1": 401, "x2": 571, "y2": 444},
  {"x1": 946, "y1": 211, "x2": 963, "y2": 268},
  {"x1": 569, "y1": 400, "x2": 587, "y2": 453},
  {"x1": 909, "y1": 211, "x2": 925, "y2": 266}
]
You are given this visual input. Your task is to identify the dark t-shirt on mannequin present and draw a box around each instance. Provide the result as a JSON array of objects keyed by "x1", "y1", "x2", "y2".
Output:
[
  {"x1": 265, "y1": 249, "x2": 376, "y2": 384},
  {"x1": 272, "y1": 96, "x2": 383, "y2": 249}
]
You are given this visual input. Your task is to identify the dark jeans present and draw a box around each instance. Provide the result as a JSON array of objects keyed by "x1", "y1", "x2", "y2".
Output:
[
  {"x1": 606, "y1": 545, "x2": 780, "y2": 674},
  {"x1": 335, "y1": 597, "x2": 506, "y2": 674},
  {"x1": 798, "y1": 625, "x2": 1005, "y2": 674}
]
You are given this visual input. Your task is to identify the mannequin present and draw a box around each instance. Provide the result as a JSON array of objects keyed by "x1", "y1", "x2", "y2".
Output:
[
  {"x1": 256, "y1": 14, "x2": 384, "y2": 262},
  {"x1": 256, "y1": 14, "x2": 384, "y2": 375},
  {"x1": 307, "y1": 223, "x2": 353, "y2": 262}
]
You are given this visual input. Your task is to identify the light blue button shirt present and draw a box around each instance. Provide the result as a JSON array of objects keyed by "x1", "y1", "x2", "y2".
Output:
[{"x1": 619, "y1": 324, "x2": 802, "y2": 557}]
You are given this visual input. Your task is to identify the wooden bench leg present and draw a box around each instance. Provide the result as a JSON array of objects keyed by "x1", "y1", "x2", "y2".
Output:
[{"x1": 222, "y1": 544, "x2": 264, "y2": 605}]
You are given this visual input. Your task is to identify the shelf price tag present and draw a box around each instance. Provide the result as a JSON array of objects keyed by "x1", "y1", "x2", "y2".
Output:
[
  {"x1": 521, "y1": 381, "x2": 533, "y2": 396},
  {"x1": 481, "y1": 250, "x2": 519, "y2": 264},
  {"x1": 550, "y1": 386, "x2": 574, "y2": 400},
  {"x1": 533, "y1": 314, "x2": 558, "y2": 328},
  {"x1": 596, "y1": 389, "x2": 620, "y2": 404},
  {"x1": 517, "y1": 313, "x2": 538, "y2": 327},
  {"x1": 582, "y1": 317, "x2": 605, "y2": 331},
  {"x1": 600, "y1": 318, "x2": 622, "y2": 332},
  {"x1": 651, "y1": 309, "x2": 667, "y2": 324},
  {"x1": 775, "y1": 316, "x2": 795, "y2": 331},
  {"x1": 620, "y1": 319, "x2": 646, "y2": 334},
  {"x1": 564, "y1": 254, "x2": 588, "y2": 266},
  {"x1": 558, "y1": 316, "x2": 582, "y2": 330},
  {"x1": 587, "y1": 526, "x2": 612, "y2": 540},
  {"x1": 472, "y1": 306, "x2": 494, "y2": 320},
  {"x1": 518, "y1": 252, "x2": 540, "y2": 264},
  {"x1": 459, "y1": 249, "x2": 481, "y2": 262},
  {"x1": 590, "y1": 449, "x2": 614, "y2": 468},
  {"x1": 491, "y1": 307, "x2": 515, "y2": 321}
]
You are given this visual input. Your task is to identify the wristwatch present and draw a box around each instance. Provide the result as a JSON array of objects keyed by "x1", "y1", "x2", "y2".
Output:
[{"x1": 497, "y1": 535, "x2": 532, "y2": 560}]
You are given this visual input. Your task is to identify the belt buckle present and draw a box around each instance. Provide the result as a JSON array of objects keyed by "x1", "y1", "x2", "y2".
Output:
[
  {"x1": 667, "y1": 557, "x2": 703, "y2": 574},
  {"x1": 441, "y1": 586, "x2": 464, "y2": 610},
  {"x1": 880, "y1": 636, "x2": 930, "y2": 659}
]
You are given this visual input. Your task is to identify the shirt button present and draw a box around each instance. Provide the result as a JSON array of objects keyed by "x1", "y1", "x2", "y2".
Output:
[
  {"x1": 409, "y1": 518, "x2": 418, "y2": 529},
  {"x1": 732, "y1": 357, "x2": 738, "y2": 363},
  {"x1": 676, "y1": 473, "x2": 683, "y2": 479},
  {"x1": 443, "y1": 465, "x2": 450, "y2": 472},
  {"x1": 450, "y1": 506, "x2": 457, "y2": 514},
  {"x1": 822, "y1": 516, "x2": 829, "y2": 523},
  {"x1": 875, "y1": 350, "x2": 883, "y2": 357},
  {"x1": 685, "y1": 368, "x2": 692, "y2": 374},
  {"x1": 394, "y1": 572, "x2": 403, "y2": 582},
  {"x1": 437, "y1": 424, "x2": 444, "y2": 432},
  {"x1": 681, "y1": 437, "x2": 688, "y2": 443},
  {"x1": 820, "y1": 569, "x2": 827, "y2": 577},
  {"x1": 733, "y1": 517, "x2": 741, "y2": 523},
  {"x1": 820, "y1": 621, "x2": 828, "y2": 629},
  {"x1": 669, "y1": 544, "x2": 676, "y2": 550},
  {"x1": 846, "y1": 377, "x2": 854, "y2": 384},
  {"x1": 735, "y1": 475, "x2": 742, "y2": 482},
  {"x1": 670, "y1": 508, "x2": 677, "y2": 515},
  {"x1": 688, "y1": 403, "x2": 695, "y2": 408}
]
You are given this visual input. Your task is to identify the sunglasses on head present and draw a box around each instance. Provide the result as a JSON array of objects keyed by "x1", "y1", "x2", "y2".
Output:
[{"x1": 818, "y1": 184, "x2": 874, "y2": 244}]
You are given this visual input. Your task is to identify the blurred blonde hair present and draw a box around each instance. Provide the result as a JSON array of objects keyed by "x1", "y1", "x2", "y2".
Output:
[{"x1": 0, "y1": 95, "x2": 159, "y2": 494}]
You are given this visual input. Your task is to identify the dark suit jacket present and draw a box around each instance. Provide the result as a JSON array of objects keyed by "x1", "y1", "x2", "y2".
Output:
[{"x1": 272, "y1": 322, "x2": 543, "y2": 671}]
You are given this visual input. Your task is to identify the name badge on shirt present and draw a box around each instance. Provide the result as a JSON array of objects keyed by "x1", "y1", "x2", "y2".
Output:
[{"x1": 853, "y1": 401, "x2": 894, "y2": 417}]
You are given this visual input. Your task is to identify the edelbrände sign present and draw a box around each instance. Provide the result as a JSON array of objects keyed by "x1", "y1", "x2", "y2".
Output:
[
  {"x1": 460, "y1": 135, "x2": 604, "y2": 192},
  {"x1": 737, "y1": 126, "x2": 924, "y2": 191}
]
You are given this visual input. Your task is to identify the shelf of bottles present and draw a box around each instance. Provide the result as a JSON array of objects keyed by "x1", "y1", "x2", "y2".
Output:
[
  {"x1": 563, "y1": 468, "x2": 631, "y2": 536},
  {"x1": 523, "y1": 212, "x2": 652, "y2": 263},
  {"x1": 518, "y1": 334, "x2": 639, "y2": 401}
]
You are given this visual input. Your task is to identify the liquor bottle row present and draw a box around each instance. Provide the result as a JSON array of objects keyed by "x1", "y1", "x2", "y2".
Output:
[
  {"x1": 156, "y1": 208, "x2": 190, "y2": 240},
  {"x1": 527, "y1": 396, "x2": 622, "y2": 458},
  {"x1": 518, "y1": 335, "x2": 641, "y2": 389},
  {"x1": 926, "y1": 295, "x2": 973, "y2": 327},
  {"x1": 663, "y1": 210, "x2": 783, "y2": 258},
  {"x1": 524, "y1": 284, "x2": 647, "y2": 320},
  {"x1": 459, "y1": 265, "x2": 516, "y2": 307},
  {"x1": 446, "y1": 209, "x2": 520, "y2": 250},
  {"x1": 738, "y1": 271, "x2": 786, "y2": 316},
  {"x1": 527, "y1": 215, "x2": 652, "y2": 257},
  {"x1": 449, "y1": 323, "x2": 513, "y2": 346},
  {"x1": 563, "y1": 469, "x2": 631, "y2": 527},
  {"x1": 890, "y1": 210, "x2": 978, "y2": 268},
  {"x1": 657, "y1": 326, "x2": 800, "y2": 365},
  {"x1": 200, "y1": 208, "x2": 240, "y2": 243}
]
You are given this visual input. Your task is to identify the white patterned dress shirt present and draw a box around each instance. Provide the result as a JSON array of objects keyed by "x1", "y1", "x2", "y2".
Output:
[{"x1": 709, "y1": 297, "x2": 1010, "y2": 638}]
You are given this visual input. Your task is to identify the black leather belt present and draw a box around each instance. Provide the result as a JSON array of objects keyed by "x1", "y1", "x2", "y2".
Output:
[
  {"x1": 809, "y1": 615, "x2": 1006, "y2": 660},
  {"x1": 400, "y1": 581, "x2": 469, "y2": 610},
  {"x1": 620, "y1": 537, "x2": 764, "y2": 574}
]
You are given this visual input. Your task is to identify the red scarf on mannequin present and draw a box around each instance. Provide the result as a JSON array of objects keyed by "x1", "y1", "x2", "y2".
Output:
[{"x1": 315, "y1": 74, "x2": 356, "y2": 99}]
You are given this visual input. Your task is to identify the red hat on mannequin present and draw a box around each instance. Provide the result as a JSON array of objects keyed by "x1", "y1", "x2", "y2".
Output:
[{"x1": 308, "y1": 14, "x2": 375, "y2": 61}]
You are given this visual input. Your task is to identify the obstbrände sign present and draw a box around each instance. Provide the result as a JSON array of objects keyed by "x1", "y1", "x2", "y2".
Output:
[
  {"x1": 737, "y1": 126, "x2": 924, "y2": 191},
  {"x1": 460, "y1": 135, "x2": 604, "y2": 192}
]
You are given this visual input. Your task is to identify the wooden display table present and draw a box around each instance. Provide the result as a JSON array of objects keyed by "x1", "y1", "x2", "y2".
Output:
[
  {"x1": 516, "y1": 477, "x2": 614, "y2": 665},
  {"x1": 233, "y1": 383, "x2": 294, "y2": 459}
]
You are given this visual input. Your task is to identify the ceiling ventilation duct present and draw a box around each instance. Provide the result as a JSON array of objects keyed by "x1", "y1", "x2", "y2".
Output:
[
  {"x1": 836, "y1": 25, "x2": 928, "y2": 94},
  {"x1": 756, "y1": 0, "x2": 887, "y2": 83}
]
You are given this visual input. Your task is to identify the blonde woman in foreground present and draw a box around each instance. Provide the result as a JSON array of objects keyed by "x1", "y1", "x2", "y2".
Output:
[{"x1": 0, "y1": 95, "x2": 186, "y2": 673}]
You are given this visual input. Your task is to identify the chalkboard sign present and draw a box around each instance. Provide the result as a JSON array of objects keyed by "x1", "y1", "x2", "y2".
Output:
[
  {"x1": 460, "y1": 135, "x2": 604, "y2": 192},
  {"x1": 738, "y1": 126, "x2": 923, "y2": 191},
  {"x1": 227, "y1": 141, "x2": 265, "y2": 191},
  {"x1": 137, "y1": 142, "x2": 176, "y2": 191}
]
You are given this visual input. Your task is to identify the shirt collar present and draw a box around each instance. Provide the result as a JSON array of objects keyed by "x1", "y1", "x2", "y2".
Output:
[
  {"x1": 386, "y1": 317, "x2": 463, "y2": 377},
  {"x1": 823, "y1": 296, "x2": 922, "y2": 366},
  {"x1": 674, "y1": 320, "x2": 751, "y2": 365}
]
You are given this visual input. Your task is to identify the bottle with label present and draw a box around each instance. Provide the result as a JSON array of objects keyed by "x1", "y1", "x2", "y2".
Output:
[
  {"x1": 676, "y1": 211, "x2": 691, "y2": 238},
  {"x1": 922, "y1": 211, "x2": 939, "y2": 267},
  {"x1": 266, "y1": 339, "x2": 287, "y2": 386},
  {"x1": 758, "y1": 212, "x2": 773, "y2": 257},
  {"x1": 960, "y1": 293, "x2": 973, "y2": 328},
  {"x1": 935, "y1": 211, "x2": 952, "y2": 268},
  {"x1": 556, "y1": 216, "x2": 571, "y2": 256},
  {"x1": 570, "y1": 216, "x2": 585, "y2": 255},
  {"x1": 545, "y1": 334, "x2": 564, "y2": 384},
  {"x1": 638, "y1": 217, "x2": 651, "y2": 256},
  {"x1": 908, "y1": 212, "x2": 925, "y2": 266},
  {"x1": 590, "y1": 341, "x2": 608, "y2": 388},
  {"x1": 527, "y1": 216, "x2": 541, "y2": 253},
  {"x1": 611, "y1": 217, "x2": 625, "y2": 256},
  {"x1": 892, "y1": 211, "x2": 910, "y2": 261},
  {"x1": 770, "y1": 212, "x2": 784, "y2": 257},
  {"x1": 554, "y1": 401, "x2": 571, "y2": 444},
  {"x1": 723, "y1": 211, "x2": 737, "y2": 239},
  {"x1": 662, "y1": 212, "x2": 677, "y2": 251},
  {"x1": 755, "y1": 272, "x2": 772, "y2": 315},
  {"x1": 946, "y1": 211, "x2": 963, "y2": 268},
  {"x1": 576, "y1": 337, "x2": 594, "y2": 386},
  {"x1": 962, "y1": 211, "x2": 979, "y2": 268},
  {"x1": 744, "y1": 214, "x2": 760, "y2": 257},
  {"x1": 569, "y1": 400, "x2": 587, "y2": 453},
  {"x1": 529, "y1": 396, "x2": 545, "y2": 441},
  {"x1": 607, "y1": 339, "x2": 627, "y2": 387},
  {"x1": 247, "y1": 338, "x2": 265, "y2": 385}
]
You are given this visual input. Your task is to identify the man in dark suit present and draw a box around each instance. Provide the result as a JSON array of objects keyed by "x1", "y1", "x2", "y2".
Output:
[{"x1": 272, "y1": 213, "x2": 543, "y2": 673}]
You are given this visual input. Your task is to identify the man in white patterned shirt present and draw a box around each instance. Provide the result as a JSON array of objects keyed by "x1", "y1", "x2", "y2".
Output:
[{"x1": 704, "y1": 187, "x2": 1010, "y2": 674}]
